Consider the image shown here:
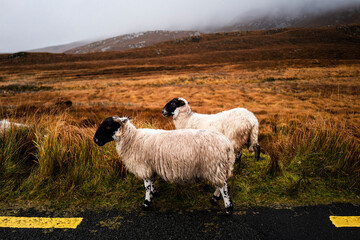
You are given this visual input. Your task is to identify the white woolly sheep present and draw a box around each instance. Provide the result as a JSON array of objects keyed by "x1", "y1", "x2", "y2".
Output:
[
  {"x1": 93, "y1": 116, "x2": 235, "y2": 215},
  {"x1": 0, "y1": 119, "x2": 28, "y2": 133},
  {"x1": 162, "y1": 98, "x2": 260, "y2": 161}
]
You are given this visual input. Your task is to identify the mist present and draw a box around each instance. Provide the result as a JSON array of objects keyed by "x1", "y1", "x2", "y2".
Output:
[{"x1": 0, "y1": 0, "x2": 359, "y2": 53}]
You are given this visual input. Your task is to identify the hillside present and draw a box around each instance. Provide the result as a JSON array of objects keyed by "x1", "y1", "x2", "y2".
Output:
[
  {"x1": 219, "y1": 4, "x2": 360, "y2": 32},
  {"x1": 25, "y1": 4, "x2": 360, "y2": 55},
  {"x1": 2, "y1": 25, "x2": 359, "y2": 77},
  {"x1": 28, "y1": 40, "x2": 93, "y2": 53},
  {"x1": 65, "y1": 30, "x2": 200, "y2": 54}
]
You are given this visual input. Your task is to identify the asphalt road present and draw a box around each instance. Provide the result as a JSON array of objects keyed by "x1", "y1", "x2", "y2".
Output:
[{"x1": 0, "y1": 203, "x2": 359, "y2": 240}]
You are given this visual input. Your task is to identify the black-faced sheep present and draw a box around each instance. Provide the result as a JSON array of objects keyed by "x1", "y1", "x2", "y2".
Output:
[
  {"x1": 93, "y1": 116, "x2": 235, "y2": 215},
  {"x1": 162, "y1": 98, "x2": 260, "y2": 161}
]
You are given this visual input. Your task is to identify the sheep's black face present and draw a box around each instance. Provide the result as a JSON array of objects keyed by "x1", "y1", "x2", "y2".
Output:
[
  {"x1": 162, "y1": 98, "x2": 185, "y2": 117},
  {"x1": 94, "y1": 117, "x2": 121, "y2": 146}
]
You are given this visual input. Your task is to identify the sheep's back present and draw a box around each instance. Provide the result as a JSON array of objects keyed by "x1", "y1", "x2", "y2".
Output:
[{"x1": 185, "y1": 108, "x2": 258, "y2": 151}]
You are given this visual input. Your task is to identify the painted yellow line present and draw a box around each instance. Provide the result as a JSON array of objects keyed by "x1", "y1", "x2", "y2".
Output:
[
  {"x1": 0, "y1": 216, "x2": 83, "y2": 229},
  {"x1": 330, "y1": 216, "x2": 360, "y2": 227}
]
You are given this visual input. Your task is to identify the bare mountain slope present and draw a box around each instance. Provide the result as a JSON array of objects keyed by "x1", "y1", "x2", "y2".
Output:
[
  {"x1": 218, "y1": 4, "x2": 360, "y2": 32},
  {"x1": 3, "y1": 25, "x2": 359, "y2": 72},
  {"x1": 28, "y1": 4, "x2": 360, "y2": 55},
  {"x1": 28, "y1": 40, "x2": 93, "y2": 53},
  {"x1": 65, "y1": 30, "x2": 200, "y2": 54}
]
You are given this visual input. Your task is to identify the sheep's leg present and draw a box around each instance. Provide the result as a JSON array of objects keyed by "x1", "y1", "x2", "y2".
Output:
[
  {"x1": 141, "y1": 178, "x2": 152, "y2": 210},
  {"x1": 235, "y1": 151, "x2": 242, "y2": 162},
  {"x1": 210, "y1": 188, "x2": 221, "y2": 206},
  {"x1": 150, "y1": 176, "x2": 157, "y2": 199},
  {"x1": 219, "y1": 182, "x2": 233, "y2": 215},
  {"x1": 254, "y1": 144, "x2": 261, "y2": 161},
  {"x1": 235, "y1": 151, "x2": 242, "y2": 171}
]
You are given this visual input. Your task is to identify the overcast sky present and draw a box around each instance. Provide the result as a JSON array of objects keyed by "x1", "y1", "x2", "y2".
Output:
[{"x1": 0, "y1": 0, "x2": 358, "y2": 53}]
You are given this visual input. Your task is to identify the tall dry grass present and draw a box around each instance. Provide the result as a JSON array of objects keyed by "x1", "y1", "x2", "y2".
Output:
[
  {"x1": 262, "y1": 115, "x2": 360, "y2": 189},
  {"x1": 0, "y1": 109, "x2": 359, "y2": 209},
  {"x1": 0, "y1": 114, "x2": 131, "y2": 206}
]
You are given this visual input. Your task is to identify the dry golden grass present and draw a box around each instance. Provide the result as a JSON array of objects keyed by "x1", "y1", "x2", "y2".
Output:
[{"x1": 1, "y1": 64, "x2": 359, "y2": 136}]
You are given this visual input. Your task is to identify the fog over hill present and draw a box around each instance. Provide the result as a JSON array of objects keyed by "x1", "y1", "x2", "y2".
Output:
[
  {"x1": 1, "y1": 0, "x2": 360, "y2": 53},
  {"x1": 65, "y1": 31, "x2": 200, "y2": 54},
  {"x1": 63, "y1": 3, "x2": 360, "y2": 54},
  {"x1": 216, "y1": 2, "x2": 360, "y2": 32}
]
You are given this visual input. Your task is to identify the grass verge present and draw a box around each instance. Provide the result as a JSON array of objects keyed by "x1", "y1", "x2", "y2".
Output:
[{"x1": 0, "y1": 112, "x2": 359, "y2": 211}]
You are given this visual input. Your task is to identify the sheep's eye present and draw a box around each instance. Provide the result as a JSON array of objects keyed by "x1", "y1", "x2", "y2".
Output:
[{"x1": 105, "y1": 126, "x2": 112, "y2": 130}]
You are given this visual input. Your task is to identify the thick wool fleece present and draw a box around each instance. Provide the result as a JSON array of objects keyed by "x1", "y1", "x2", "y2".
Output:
[
  {"x1": 172, "y1": 98, "x2": 259, "y2": 152},
  {"x1": 114, "y1": 121, "x2": 235, "y2": 188}
]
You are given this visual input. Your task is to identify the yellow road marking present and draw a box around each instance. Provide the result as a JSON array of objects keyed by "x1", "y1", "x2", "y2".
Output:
[
  {"x1": 0, "y1": 216, "x2": 83, "y2": 229},
  {"x1": 330, "y1": 216, "x2": 360, "y2": 227}
]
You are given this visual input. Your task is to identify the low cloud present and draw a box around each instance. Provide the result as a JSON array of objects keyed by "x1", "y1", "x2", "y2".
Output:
[{"x1": 0, "y1": 0, "x2": 358, "y2": 52}]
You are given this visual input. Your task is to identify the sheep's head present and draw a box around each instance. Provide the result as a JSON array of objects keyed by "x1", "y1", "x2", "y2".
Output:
[
  {"x1": 93, "y1": 116, "x2": 128, "y2": 146},
  {"x1": 162, "y1": 98, "x2": 190, "y2": 118}
]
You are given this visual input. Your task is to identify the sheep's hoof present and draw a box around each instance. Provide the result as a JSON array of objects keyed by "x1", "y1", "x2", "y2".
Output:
[
  {"x1": 151, "y1": 191, "x2": 158, "y2": 199},
  {"x1": 210, "y1": 195, "x2": 221, "y2": 206},
  {"x1": 141, "y1": 200, "x2": 151, "y2": 210},
  {"x1": 224, "y1": 205, "x2": 233, "y2": 216},
  {"x1": 210, "y1": 198, "x2": 217, "y2": 206}
]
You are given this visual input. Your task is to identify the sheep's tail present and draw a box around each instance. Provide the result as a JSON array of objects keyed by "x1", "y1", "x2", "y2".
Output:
[{"x1": 249, "y1": 119, "x2": 261, "y2": 160}]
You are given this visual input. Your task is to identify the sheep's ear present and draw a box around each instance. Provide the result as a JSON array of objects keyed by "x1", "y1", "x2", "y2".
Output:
[
  {"x1": 113, "y1": 116, "x2": 129, "y2": 125},
  {"x1": 178, "y1": 98, "x2": 188, "y2": 106},
  {"x1": 113, "y1": 117, "x2": 129, "y2": 137},
  {"x1": 113, "y1": 116, "x2": 121, "y2": 124},
  {"x1": 122, "y1": 118, "x2": 129, "y2": 124}
]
